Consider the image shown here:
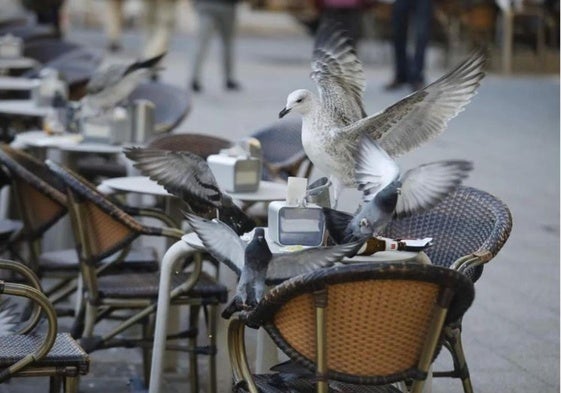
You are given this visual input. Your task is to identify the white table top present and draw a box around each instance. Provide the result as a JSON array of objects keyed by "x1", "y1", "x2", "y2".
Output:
[
  {"x1": 0, "y1": 56, "x2": 37, "y2": 70},
  {"x1": 11, "y1": 130, "x2": 84, "y2": 148},
  {"x1": 58, "y1": 142, "x2": 124, "y2": 154},
  {"x1": 0, "y1": 99, "x2": 51, "y2": 117},
  {"x1": 99, "y1": 176, "x2": 288, "y2": 202},
  {"x1": 0, "y1": 76, "x2": 39, "y2": 91}
]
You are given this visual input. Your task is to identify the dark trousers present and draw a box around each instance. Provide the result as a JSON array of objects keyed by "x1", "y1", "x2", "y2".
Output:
[{"x1": 391, "y1": 0, "x2": 432, "y2": 83}]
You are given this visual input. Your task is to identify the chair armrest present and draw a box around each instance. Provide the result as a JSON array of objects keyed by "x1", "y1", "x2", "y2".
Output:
[
  {"x1": 228, "y1": 316, "x2": 259, "y2": 393},
  {"x1": 0, "y1": 259, "x2": 42, "y2": 335},
  {"x1": 0, "y1": 281, "x2": 57, "y2": 382}
]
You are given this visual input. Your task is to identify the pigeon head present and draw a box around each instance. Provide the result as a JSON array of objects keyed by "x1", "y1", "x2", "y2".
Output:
[{"x1": 280, "y1": 89, "x2": 314, "y2": 118}]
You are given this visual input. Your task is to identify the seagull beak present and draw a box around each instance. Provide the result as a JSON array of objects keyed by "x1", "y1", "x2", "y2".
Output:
[{"x1": 279, "y1": 107, "x2": 290, "y2": 118}]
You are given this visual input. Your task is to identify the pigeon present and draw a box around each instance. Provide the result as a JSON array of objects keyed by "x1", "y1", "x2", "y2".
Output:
[
  {"x1": 124, "y1": 147, "x2": 255, "y2": 236},
  {"x1": 323, "y1": 135, "x2": 473, "y2": 243},
  {"x1": 83, "y1": 52, "x2": 165, "y2": 113},
  {"x1": 184, "y1": 213, "x2": 362, "y2": 318},
  {"x1": 279, "y1": 22, "x2": 485, "y2": 207}
]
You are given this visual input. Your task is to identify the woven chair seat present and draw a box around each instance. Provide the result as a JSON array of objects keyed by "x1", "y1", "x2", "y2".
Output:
[
  {"x1": 97, "y1": 271, "x2": 228, "y2": 303},
  {"x1": 234, "y1": 374, "x2": 402, "y2": 393},
  {"x1": 39, "y1": 247, "x2": 159, "y2": 273},
  {"x1": 0, "y1": 333, "x2": 89, "y2": 372}
]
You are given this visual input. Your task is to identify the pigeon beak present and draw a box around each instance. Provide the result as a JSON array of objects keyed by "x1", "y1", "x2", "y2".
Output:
[{"x1": 279, "y1": 107, "x2": 290, "y2": 118}]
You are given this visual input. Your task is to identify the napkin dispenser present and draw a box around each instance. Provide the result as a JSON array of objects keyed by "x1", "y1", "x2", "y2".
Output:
[
  {"x1": 81, "y1": 107, "x2": 131, "y2": 144},
  {"x1": 0, "y1": 34, "x2": 22, "y2": 58},
  {"x1": 207, "y1": 153, "x2": 261, "y2": 193},
  {"x1": 31, "y1": 69, "x2": 68, "y2": 107},
  {"x1": 268, "y1": 177, "x2": 325, "y2": 247}
]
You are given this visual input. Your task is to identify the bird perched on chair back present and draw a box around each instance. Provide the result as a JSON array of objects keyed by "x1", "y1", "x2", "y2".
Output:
[
  {"x1": 324, "y1": 135, "x2": 473, "y2": 244},
  {"x1": 124, "y1": 147, "x2": 255, "y2": 235},
  {"x1": 185, "y1": 213, "x2": 362, "y2": 318},
  {"x1": 83, "y1": 52, "x2": 165, "y2": 113},
  {"x1": 278, "y1": 22, "x2": 485, "y2": 207}
]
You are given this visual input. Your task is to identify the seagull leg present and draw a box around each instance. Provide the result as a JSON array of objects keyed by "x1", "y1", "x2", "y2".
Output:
[{"x1": 330, "y1": 177, "x2": 345, "y2": 209}]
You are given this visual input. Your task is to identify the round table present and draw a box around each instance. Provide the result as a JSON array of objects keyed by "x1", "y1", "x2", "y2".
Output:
[{"x1": 11, "y1": 130, "x2": 84, "y2": 149}]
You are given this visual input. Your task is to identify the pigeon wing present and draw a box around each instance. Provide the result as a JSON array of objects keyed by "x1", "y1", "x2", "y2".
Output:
[
  {"x1": 266, "y1": 241, "x2": 362, "y2": 281},
  {"x1": 311, "y1": 22, "x2": 367, "y2": 125},
  {"x1": 396, "y1": 160, "x2": 473, "y2": 218},
  {"x1": 124, "y1": 147, "x2": 223, "y2": 208},
  {"x1": 342, "y1": 49, "x2": 486, "y2": 158},
  {"x1": 184, "y1": 213, "x2": 246, "y2": 275},
  {"x1": 355, "y1": 136, "x2": 400, "y2": 203}
]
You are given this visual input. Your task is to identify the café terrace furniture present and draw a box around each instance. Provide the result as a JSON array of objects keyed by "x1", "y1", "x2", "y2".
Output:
[
  {"x1": 45, "y1": 159, "x2": 228, "y2": 391},
  {"x1": 380, "y1": 185, "x2": 513, "y2": 393},
  {"x1": 0, "y1": 145, "x2": 167, "y2": 311},
  {"x1": 0, "y1": 258, "x2": 89, "y2": 393},
  {"x1": 227, "y1": 261, "x2": 474, "y2": 393}
]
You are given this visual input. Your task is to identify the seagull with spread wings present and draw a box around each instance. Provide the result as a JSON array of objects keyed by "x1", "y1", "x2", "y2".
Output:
[
  {"x1": 279, "y1": 23, "x2": 485, "y2": 207},
  {"x1": 124, "y1": 147, "x2": 255, "y2": 236}
]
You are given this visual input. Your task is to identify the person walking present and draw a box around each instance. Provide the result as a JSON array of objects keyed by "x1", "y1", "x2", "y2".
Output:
[
  {"x1": 189, "y1": 0, "x2": 241, "y2": 93},
  {"x1": 385, "y1": 0, "x2": 433, "y2": 91}
]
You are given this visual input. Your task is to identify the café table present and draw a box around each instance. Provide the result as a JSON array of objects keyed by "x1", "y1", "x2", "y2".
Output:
[
  {"x1": 0, "y1": 99, "x2": 51, "y2": 117},
  {"x1": 0, "y1": 75, "x2": 39, "y2": 91},
  {"x1": 0, "y1": 56, "x2": 38, "y2": 74}
]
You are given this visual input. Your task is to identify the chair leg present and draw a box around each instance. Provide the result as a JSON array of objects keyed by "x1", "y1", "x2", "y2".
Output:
[
  {"x1": 189, "y1": 304, "x2": 201, "y2": 393},
  {"x1": 49, "y1": 376, "x2": 62, "y2": 393},
  {"x1": 142, "y1": 314, "x2": 156, "y2": 386},
  {"x1": 83, "y1": 302, "x2": 97, "y2": 338},
  {"x1": 447, "y1": 326, "x2": 474, "y2": 393},
  {"x1": 64, "y1": 375, "x2": 79, "y2": 393},
  {"x1": 206, "y1": 304, "x2": 218, "y2": 393}
]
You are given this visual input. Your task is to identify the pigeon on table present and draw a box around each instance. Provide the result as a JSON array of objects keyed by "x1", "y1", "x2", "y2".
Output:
[
  {"x1": 184, "y1": 213, "x2": 362, "y2": 318},
  {"x1": 82, "y1": 52, "x2": 165, "y2": 113},
  {"x1": 323, "y1": 135, "x2": 473, "y2": 244},
  {"x1": 278, "y1": 22, "x2": 485, "y2": 207},
  {"x1": 124, "y1": 147, "x2": 255, "y2": 236}
]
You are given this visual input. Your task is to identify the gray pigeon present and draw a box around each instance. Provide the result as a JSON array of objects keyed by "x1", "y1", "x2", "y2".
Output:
[
  {"x1": 279, "y1": 23, "x2": 485, "y2": 207},
  {"x1": 124, "y1": 147, "x2": 255, "y2": 236},
  {"x1": 184, "y1": 213, "x2": 362, "y2": 318},
  {"x1": 83, "y1": 52, "x2": 165, "y2": 112},
  {"x1": 324, "y1": 135, "x2": 473, "y2": 243}
]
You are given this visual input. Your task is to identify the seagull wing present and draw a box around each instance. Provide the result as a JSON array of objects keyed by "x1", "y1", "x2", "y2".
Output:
[
  {"x1": 184, "y1": 213, "x2": 245, "y2": 276},
  {"x1": 396, "y1": 160, "x2": 473, "y2": 218},
  {"x1": 86, "y1": 63, "x2": 129, "y2": 94},
  {"x1": 311, "y1": 22, "x2": 367, "y2": 126},
  {"x1": 124, "y1": 147, "x2": 223, "y2": 208},
  {"x1": 266, "y1": 241, "x2": 362, "y2": 281},
  {"x1": 343, "y1": 49, "x2": 486, "y2": 158},
  {"x1": 355, "y1": 136, "x2": 400, "y2": 204}
]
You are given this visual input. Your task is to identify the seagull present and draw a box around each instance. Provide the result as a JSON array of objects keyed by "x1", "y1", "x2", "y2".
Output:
[
  {"x1": 279, "y1": 23, "x2": 485, "y2": 207},
  {"x1": 184, "y1": 213, "x2": 362, "y2": 318},
  {"x1": 323, "y1": 135, "x2": 473, "y2": 243},
  {"x1": 124, "y1": 147, "x2": 255, "y2": 236},
  {"x1": 83, "y1": 52, "x2": 165, "y2": 113}
]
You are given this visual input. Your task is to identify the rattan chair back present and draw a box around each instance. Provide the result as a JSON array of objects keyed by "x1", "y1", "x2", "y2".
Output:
[
  {"x1": 250, "y1": 117, "x2": 312, "y2": 181},
  {"x1": 244, "y1": 262, "x2": 474, "y2": 387},
  {"x1": 0, "y1": 145, "x2": 66, "y2": 240},
  {"x1": 380, "y1": 186, "x2": 512, "y2": 282}
]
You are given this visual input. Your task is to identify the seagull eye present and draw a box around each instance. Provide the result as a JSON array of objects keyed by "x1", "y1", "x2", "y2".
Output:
[{"x1": 296, "y1": 98, "x2": 303, "y2": 103}]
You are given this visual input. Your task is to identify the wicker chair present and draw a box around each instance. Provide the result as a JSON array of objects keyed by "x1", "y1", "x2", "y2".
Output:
[
  {"x1": 379, "y1": 186, "x2": 513, "y2": 393},
  {"x1": 45, "y1": 159, "x2": 228, "y2": 391},
  {"x1": 23, "y1": 39, "x2": 82, "y2": 64},
  {"x1": 0, "y1": 259, "x2": 89, "y2": 393},
  {"x1": 0, "y1": 145, "x2": 161, "y2": 311},
  {"x1": 228, "y1": 262, "x2": 475, "y2": 393},
  {"x1": 250, "y1": 117, "x2": 312, "y2": 182}
]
